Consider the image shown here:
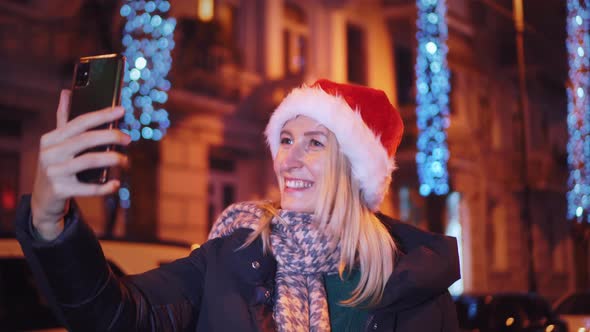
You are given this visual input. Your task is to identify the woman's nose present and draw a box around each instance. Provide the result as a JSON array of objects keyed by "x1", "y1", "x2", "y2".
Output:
[{"x1": 281, "y1": 144, "x2": 304, "y2": 170}]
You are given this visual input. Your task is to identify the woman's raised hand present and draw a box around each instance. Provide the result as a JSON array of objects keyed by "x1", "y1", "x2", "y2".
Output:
[{"x1": 31, "y1": 90, "x2": 131, "y2": 240}]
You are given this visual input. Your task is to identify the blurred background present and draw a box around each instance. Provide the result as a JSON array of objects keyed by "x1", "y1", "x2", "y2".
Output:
[{"x1": 0, "y1": 0, "x2": 589, "y2": 330}]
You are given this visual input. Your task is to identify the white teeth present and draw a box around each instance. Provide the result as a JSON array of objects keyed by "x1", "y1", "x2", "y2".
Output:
[{"x1": 285, "y1": 180, "x2": 313, "y2": 189}]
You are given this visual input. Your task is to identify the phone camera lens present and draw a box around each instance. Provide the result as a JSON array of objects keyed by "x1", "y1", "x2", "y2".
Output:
[{"x1": 75, "y1": 62, "x2": 91, "y2": 87}]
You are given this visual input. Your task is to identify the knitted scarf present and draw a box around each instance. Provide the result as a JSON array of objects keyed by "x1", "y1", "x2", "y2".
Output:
[{"x1": 208, "y1": 202, "x2": 341, "y2": 332}]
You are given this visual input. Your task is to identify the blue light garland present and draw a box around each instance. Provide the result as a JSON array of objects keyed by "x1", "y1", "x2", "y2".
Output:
[
  {"x1": 120, "y1": 0, "x2": 175, "y2": 142},
  {"x1": 119, "y1": 0, "x2": 176, "y2": 208},
  {"x1": 415, "y1": 0, "x2": 451, "y2": 196},
  {"x1": 566, "y1": 0, "x2": 590, "y2": 223}
]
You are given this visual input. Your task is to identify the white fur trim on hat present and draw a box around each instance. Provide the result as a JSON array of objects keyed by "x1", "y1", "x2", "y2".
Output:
[{"x1": 265, "y1": 85, "x2": 396, "y2": 211}]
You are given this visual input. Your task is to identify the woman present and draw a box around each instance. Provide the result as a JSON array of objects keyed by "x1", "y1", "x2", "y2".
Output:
[{"x1": 16, "y1": 79, "x2": 460, "y2": 331}]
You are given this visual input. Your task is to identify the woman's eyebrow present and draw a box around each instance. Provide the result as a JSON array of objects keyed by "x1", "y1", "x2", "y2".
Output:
[
  {"x1": 304, "y1": 131, "x2": 328, "y2": 137},
  {"x1": 280, "y1": 130, "x2": 292, "y2": 136}
]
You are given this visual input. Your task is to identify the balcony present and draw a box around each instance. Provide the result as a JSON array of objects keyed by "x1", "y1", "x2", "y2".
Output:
[{"x1": 171, "y1": 18, "x2": 256, "y2": 104}]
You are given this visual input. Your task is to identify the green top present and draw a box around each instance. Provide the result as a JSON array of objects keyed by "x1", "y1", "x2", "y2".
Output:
[{"x1": 324, "y1": 270, "x2": 369, "y2": 332}]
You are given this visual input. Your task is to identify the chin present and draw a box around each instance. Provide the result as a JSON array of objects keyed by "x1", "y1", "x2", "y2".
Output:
[{"x1": 280, "y1": 199, "x2": 314, "y2": 213}]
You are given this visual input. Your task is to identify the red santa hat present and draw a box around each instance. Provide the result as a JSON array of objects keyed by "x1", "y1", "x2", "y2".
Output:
[{"x1": 265, "y1": 79, "x2": 404, "y2": 211}]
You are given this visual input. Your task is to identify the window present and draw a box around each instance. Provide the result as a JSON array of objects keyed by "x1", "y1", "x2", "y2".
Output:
[
  {"x1": 207, "y1": 157, "x2": 237, "y2": 230},
  {"x1": 218, "y1": 2, "x2": 240, "y2": 50},
  {"x1": 346, "y1": 23, "x2": 367, "y2": 85},
  {"x1": 283, "y1": 1, "x2": 308, "y2": 75},
  {"x1": 394, "y1": 45, "x2": 414, "y2": 105}
]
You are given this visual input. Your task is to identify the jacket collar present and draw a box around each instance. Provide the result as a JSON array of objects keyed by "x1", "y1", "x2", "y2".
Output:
[{"x1": 374, "y1": 213, "x2": 460, "y2": 311}]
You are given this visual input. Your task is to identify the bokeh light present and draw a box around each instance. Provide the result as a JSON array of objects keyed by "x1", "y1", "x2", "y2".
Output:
[
  {"x1": 416, "y1": 0, "x2": 451, "y2": 196},
  {"x1": 566, "y1": 0, "x2": 590, "y2": 223}
]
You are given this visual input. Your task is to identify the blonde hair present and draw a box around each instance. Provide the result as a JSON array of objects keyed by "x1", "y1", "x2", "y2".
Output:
[{"x1": 245, "y1": 131, "x2": 397, "y2": 307}]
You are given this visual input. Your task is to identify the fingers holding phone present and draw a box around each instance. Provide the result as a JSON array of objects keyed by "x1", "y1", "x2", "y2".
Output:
[
  {"x1": 41, "y1": 107, "x2": 131, "y2": 177},
  {"x1": 32, "y1": 103, "x2": 130, "y2": 226},
  {"x1": 42, "y1": 105, "x2": 127, "y2": 153},
  {"x1": 31, "y1": 54, "x2": 129, "y2": 239}
]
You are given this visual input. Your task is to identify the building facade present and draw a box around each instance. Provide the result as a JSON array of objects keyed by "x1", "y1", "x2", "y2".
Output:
[{"x1": 0, "y1": 0, "x2": 586, "y2": 298}]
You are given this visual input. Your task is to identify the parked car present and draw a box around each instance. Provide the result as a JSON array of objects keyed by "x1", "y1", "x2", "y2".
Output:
[
  {"x1": 554, "y1": 290, "x2": 590, "y2": 332},
  {"x1": 454, "y1": 292, "x2": 567, "y2": 332},
  {"x1": 0, "y1": 236, "x2": 192, "y2": 331}
]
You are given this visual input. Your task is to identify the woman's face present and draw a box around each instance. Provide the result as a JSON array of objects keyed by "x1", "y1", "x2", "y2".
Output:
[{"x1": 273, "y1": 116, "x2": 331, "y2": 213}]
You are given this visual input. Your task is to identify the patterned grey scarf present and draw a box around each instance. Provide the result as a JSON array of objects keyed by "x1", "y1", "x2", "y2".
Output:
[{"x1": 208, "y1": 202, "x2": 341, "y2": 332}]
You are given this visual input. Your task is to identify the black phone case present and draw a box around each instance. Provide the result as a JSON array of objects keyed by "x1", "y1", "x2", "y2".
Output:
[{"x1": 69, "y1": 53, "x2": 125, "y2": 184}]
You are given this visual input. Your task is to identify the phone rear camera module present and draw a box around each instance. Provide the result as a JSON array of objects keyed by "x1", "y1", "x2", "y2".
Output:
[{"x1": 74, "y1": 62, "x2": 91, "y2": 87}]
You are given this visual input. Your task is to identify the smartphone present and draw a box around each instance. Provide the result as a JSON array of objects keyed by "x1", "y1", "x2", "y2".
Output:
[{"x1": 69, "y1": 53, "x2": 125, "y2": 184}]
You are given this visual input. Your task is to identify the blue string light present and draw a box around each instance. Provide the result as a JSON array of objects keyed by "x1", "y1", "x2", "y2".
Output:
[
  {"x1": 566, "y1": 0, "x2": 590, "y2": 223},
  {"x1": 119, "y1": 0, "x2": 176, "y2": 208},
  {"x1": 415, "y1": 0, "x2": 451, "y2": 196},
  {"x1": 119, "y1": 0, "x2": 175, "y2": 142}
]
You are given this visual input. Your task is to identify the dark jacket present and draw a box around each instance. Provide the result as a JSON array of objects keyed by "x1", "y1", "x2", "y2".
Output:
[{"x1": 15, "y1": 195, "x2": 460, "y2": 331}]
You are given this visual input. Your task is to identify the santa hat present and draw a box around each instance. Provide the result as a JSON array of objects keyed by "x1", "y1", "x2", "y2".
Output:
[{"x1": 265, "y1": 79, "x2": 404, "y2": 211}]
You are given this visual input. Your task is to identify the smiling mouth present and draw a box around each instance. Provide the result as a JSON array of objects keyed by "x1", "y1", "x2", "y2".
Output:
[{"x1": 284, "y1": 179, "x2": 314, "y2": 189}]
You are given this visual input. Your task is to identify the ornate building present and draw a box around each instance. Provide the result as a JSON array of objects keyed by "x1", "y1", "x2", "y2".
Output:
[{"x1": 0, "y1": 0, "x2": 585, "y2": 298}]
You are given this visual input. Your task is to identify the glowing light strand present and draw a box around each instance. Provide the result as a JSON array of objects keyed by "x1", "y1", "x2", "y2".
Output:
[
  {"x1": 566, "y1": 0, "x2": 590, "y2": 223},
  {"x1": 119, "y1": 0, "x2": 175, "y2": 143},
  {"x1": 119, "y1": 0, "x2": 176, "y2": 208},
  {"x1": 415, "y1": 0, "x2": 451, "y2": 196}
]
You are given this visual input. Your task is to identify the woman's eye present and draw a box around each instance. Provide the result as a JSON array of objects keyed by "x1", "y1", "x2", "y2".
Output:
[
  {"x1": 280, "y1": 137, "x2": 292, "y2": 145},
  {"x1": 310, "y1": 139, "x2": 325, "y2": 148}
]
